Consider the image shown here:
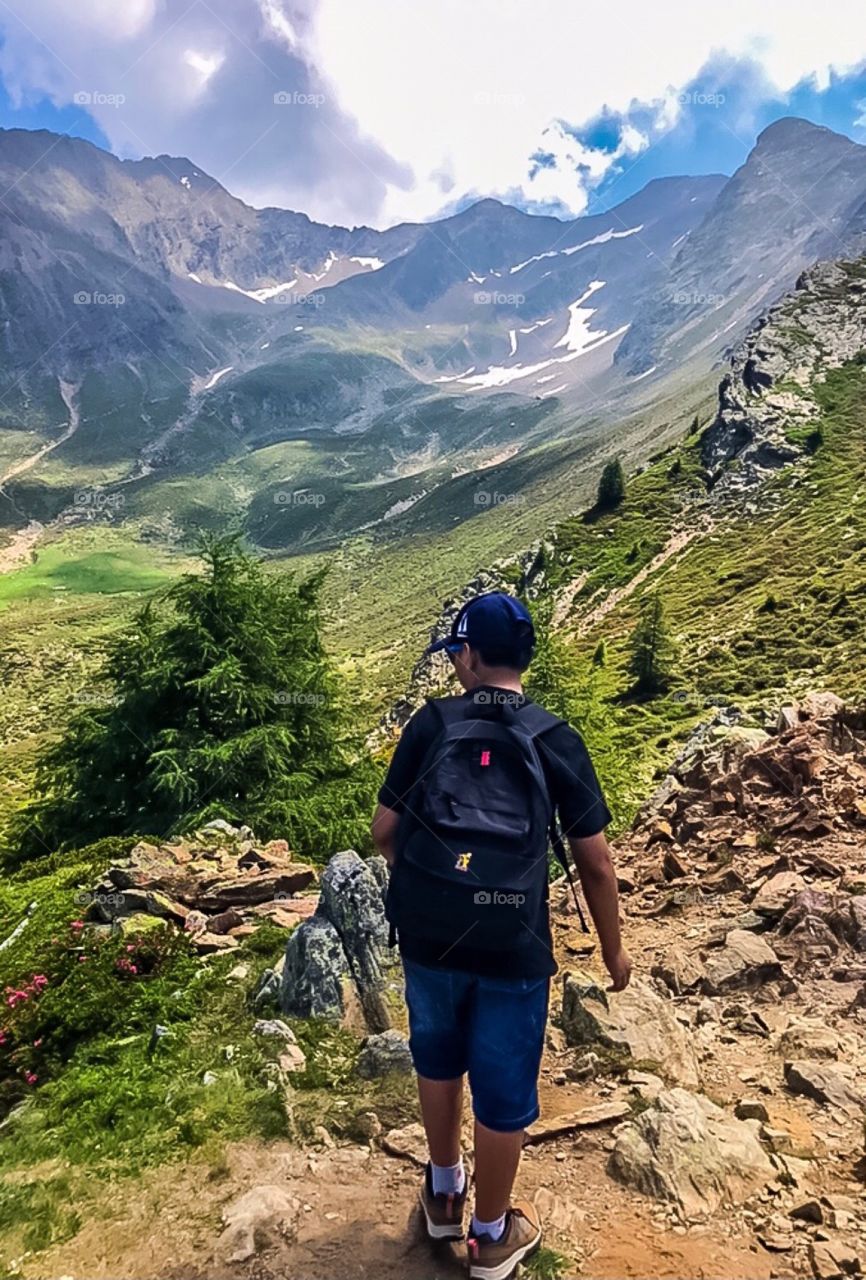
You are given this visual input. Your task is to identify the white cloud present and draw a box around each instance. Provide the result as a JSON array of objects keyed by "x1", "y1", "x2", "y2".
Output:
[{"x1": 0, "y1": 0, "x2": 866, "y2": 226}]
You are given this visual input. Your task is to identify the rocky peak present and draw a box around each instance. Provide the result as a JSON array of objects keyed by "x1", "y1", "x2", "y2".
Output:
[{"x1": 702, "y1": 257, "x2": 866, "y2": 490}]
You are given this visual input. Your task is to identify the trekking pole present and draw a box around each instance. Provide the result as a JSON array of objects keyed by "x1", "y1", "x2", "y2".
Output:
[{"x1": 549, "y1": 819, "x2": 591, "y2": 933}]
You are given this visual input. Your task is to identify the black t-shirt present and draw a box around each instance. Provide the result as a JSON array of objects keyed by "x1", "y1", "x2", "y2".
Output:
[{"x1": 378, "y1": 686, "x2": 611, "y2": 979}]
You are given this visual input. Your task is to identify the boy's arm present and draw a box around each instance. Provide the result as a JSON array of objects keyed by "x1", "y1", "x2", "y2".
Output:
[
  {"x1": 371, "y1": 803, "x2": 400, "y2": 867},
  {"x1": 567, "y1": 831, "x2": 632, "y2": 991}
]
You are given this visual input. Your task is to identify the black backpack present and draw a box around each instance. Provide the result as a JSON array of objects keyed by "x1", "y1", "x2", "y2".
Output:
[{"x1": 385, "y1": 695, "x2": 588, "y2": 955}]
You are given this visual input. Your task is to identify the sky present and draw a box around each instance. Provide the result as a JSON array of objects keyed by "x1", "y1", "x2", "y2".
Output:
[{"x1": 1, "y1": 0, "x2": 866, "y2": 229}]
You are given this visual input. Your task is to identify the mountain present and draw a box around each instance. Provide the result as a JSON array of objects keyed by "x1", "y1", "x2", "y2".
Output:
[
  {"x1": 616, "y1": 118, "x2": 866, "y2": 374},
  {"x1": 2, "y1": 118, "x2": 866, "y2": 562}
]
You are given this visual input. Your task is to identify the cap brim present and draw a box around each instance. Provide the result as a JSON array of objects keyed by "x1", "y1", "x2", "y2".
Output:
[{"x1": 425, "y1": 638, "x2": 462, "y2": 656}]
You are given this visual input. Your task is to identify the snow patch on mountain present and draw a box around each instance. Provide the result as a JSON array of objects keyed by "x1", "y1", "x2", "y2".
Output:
[
  {"x1": 554, "y1": 280, "x2": 607, "y2": 353},
  {"x1": 203, "y1": 365, "x2": 233, "y2": 390},
  {"x1": 349, "y1": 256, "x2": 385, "y2": 270}
]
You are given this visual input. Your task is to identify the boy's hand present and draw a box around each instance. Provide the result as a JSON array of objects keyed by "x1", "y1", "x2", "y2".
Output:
[{"x1": 603, "y1": 945, "x2": 632, "y2": 992}]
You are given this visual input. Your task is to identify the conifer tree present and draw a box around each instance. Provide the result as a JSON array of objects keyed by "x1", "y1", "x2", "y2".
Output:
[
  {"x1": 14, "y1": 535, "x2": 377, "y2": 860},
  {"x1": 596, "y1": 458, "x2": 625, "y2": 510},
  {"x1": 627, "y1": 593, "x2": 677, "y2": 696}
]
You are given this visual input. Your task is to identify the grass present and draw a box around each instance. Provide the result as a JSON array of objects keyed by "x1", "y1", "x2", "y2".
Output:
[{"x1": 0, "y1": 533, "x2": 175, "y2": 609}]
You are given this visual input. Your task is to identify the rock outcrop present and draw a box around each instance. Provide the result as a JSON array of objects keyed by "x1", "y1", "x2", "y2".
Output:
[
  {"x1": 280, "y1": 850, "x2": 396, "y2": 1031},
  {"x1": 82, "y1": 820, "x2": 318, "y2": 953},
  {"x1": 610, "y1": 1087, "x2": 778, "y2": 1215},
  {"x1": 702, "y1": 260, "x2": 866, "y2": 492}
]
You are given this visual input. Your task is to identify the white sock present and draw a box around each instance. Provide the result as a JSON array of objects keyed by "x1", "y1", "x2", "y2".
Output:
[
  {"x1": 431, "y1": 1159, "x2": 465, "y2": 1196},
  {"x1": 471, "y1": 1212, "x2": 507, "y2": 1241}
]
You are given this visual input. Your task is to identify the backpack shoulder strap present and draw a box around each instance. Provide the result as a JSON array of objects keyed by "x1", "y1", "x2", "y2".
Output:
[
  {"x1": 514, "y1": 702, "x2": 592, "y2": 935},
  {"x1": 425, "y1": 694, "x2": 469, "y2": 725},
  {"x1": 512, "y1": 701, "x2": 565, "y2": 740}
]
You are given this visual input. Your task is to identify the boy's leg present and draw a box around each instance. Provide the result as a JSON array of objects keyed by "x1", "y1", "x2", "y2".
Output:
[
  {"x1": 467, "y1": 973, "x2": 548, "y2": 1203},
  {"x1": 417, "y1": 1074, "x2": 463, "y2": 1166},
  {"x1": 472, "y1": 1121, "x2": 523, "y2": 1221},
  {"x1": 404, "y1": 959, "x2": 472, "y2": 1239}
]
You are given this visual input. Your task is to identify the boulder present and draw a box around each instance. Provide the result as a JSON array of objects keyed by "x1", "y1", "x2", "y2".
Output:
[
  {"x1": 609, "y1": 1087, "x2": 776, "y2": 1215},
  {"x1": 317, "y1": 851, "x2": 393, "y2": 1031},
  {"x1": 701, "y1": 930, "x2": 783, "y2": 995},
  {"x1": 217, "y1": 1185, "x2": 301, "y2": 1263},
  {"x1": 280, "y1": 915, "x2": 348, "y2": 1020},
  {"x1": 651, "y1": 947, "x2": 705, "y2": 996},
  {"x1": 809, "y1": 1240, "x2": 861, "y2": 1280},
  {"x1": 560, "y1": 974, "x2": 699, "y2": 1087},
  {"x1": 775, "y1": 1020, "x2": 842, "y2": 1061},
  {"x1": 784, "y1": 1060, "x2": 865, "y2": 1114},
  {"x1": 355, "y1": 1030, "x2": 413, "y2": 1079},
  {"x1": 752, "y1": 872, "x2": 807, "y2": 919}
]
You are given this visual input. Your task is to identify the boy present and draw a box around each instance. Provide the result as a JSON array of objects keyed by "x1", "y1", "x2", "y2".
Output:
[{"x1": 372, "y1": 592, "x2": 630, "y2": 1280}]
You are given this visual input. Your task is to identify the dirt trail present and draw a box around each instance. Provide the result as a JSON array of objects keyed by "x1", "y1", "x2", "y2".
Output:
[
  {"x1": 571, "y1": 519, "x2": 712, "y2": 634},
  {"x1": 0, "y1": 380, "x2": 81, "y2": 575},
  {"x1": 0, "y1": 380, "x2": 80, "y2": 489}
]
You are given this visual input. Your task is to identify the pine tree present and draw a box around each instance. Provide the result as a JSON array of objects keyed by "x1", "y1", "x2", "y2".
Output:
[
  {"x1": 13, "y1": 535, "x2": 378, "y2": 861},
  {"x1": 627, "y1": 594, "x2": 677, "y2": 696},
  {"x1": 596, "y1": 458, "x2": 625, "y2": 510}
]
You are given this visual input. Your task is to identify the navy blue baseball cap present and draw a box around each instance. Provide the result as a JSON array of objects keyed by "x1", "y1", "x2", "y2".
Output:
[{"x1": 426, "y1": 591, "x2": 535, "y2": 656}]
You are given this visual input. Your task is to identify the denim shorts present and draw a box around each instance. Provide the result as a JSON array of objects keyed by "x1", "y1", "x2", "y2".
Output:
[{"x1": 403, "y1": 958, "x2": 550, "y2": 1133}]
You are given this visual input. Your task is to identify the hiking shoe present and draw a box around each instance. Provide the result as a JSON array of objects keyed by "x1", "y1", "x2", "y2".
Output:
[
  {"x1": 467, "y1": 1201, "x2": 542, "y2": 1280},
  {"x1": 418, "y1": 1162, "x2": 468, "y2": 1240}
]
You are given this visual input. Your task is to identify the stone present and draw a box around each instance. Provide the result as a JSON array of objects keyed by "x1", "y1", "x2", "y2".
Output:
[
  {"x1": 280, "y1": 915, "x2": 348, "y2": 1020},
  {"x1": 277, "y1": 1044, "x2": 307, "y2": 1074},
  {"x1": 784, "y1": 1060, "x2": 865, "y2": 1114},
  {"x1": 609, "y1": 1087, "x2": 776, "y2": 1215},
  {"x1": 253, "y1": 1018, "x2": 297, "y2": 1041},
  {"x1": 662, "y1": 848, "x2": 689, "y2": 880},
  {"x1": 381, "y1": 1122, "x2": 428, "y2": 1166},
  {"x1": 775, "y1": 1021, "x2": 842, "y2": 1061},
  {"x1": 355, "y1": 1030, "x2": 413, "y2": 1079},
  {"x1": 809, "y1": 1240, "x2": 861, "y2": 1280},
  {"x1": 701, "y1": 930, "x2": 783, "y2": 995},
  {"x1": 703, "y1": 866, "x2": 747, "y2": 895},
  {"x1": 192, "y1": 931, "x2": 238, "y2": 953},
  {"x1": 561, "y1": 975, "x2": 699, "y2": 1087},
  {"x1": 199, "y1": 866, "x2": 317, "y2": 910},
  {"x1": 753, "y1": 872, "x2": 807, "y2": 919},
  {"x1": 790, "y1": 1200, "x2": 824, "y2": 1225},
  {"x1": 735, "y1": 1098, "x2": 770, "y2": 1123},
  {"x1": 217, "y1": 1185, "x2": 301, "y2": 1263},
  {"x1": 652, "y1": 947, "x2": 705, "y2": 996},
  {"x1": 318, "y1": 851, "x2": 393, "y2": 1032},
  {"x1": 524, "y1": 1100, "x2": 631, "y2": 1144}
]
